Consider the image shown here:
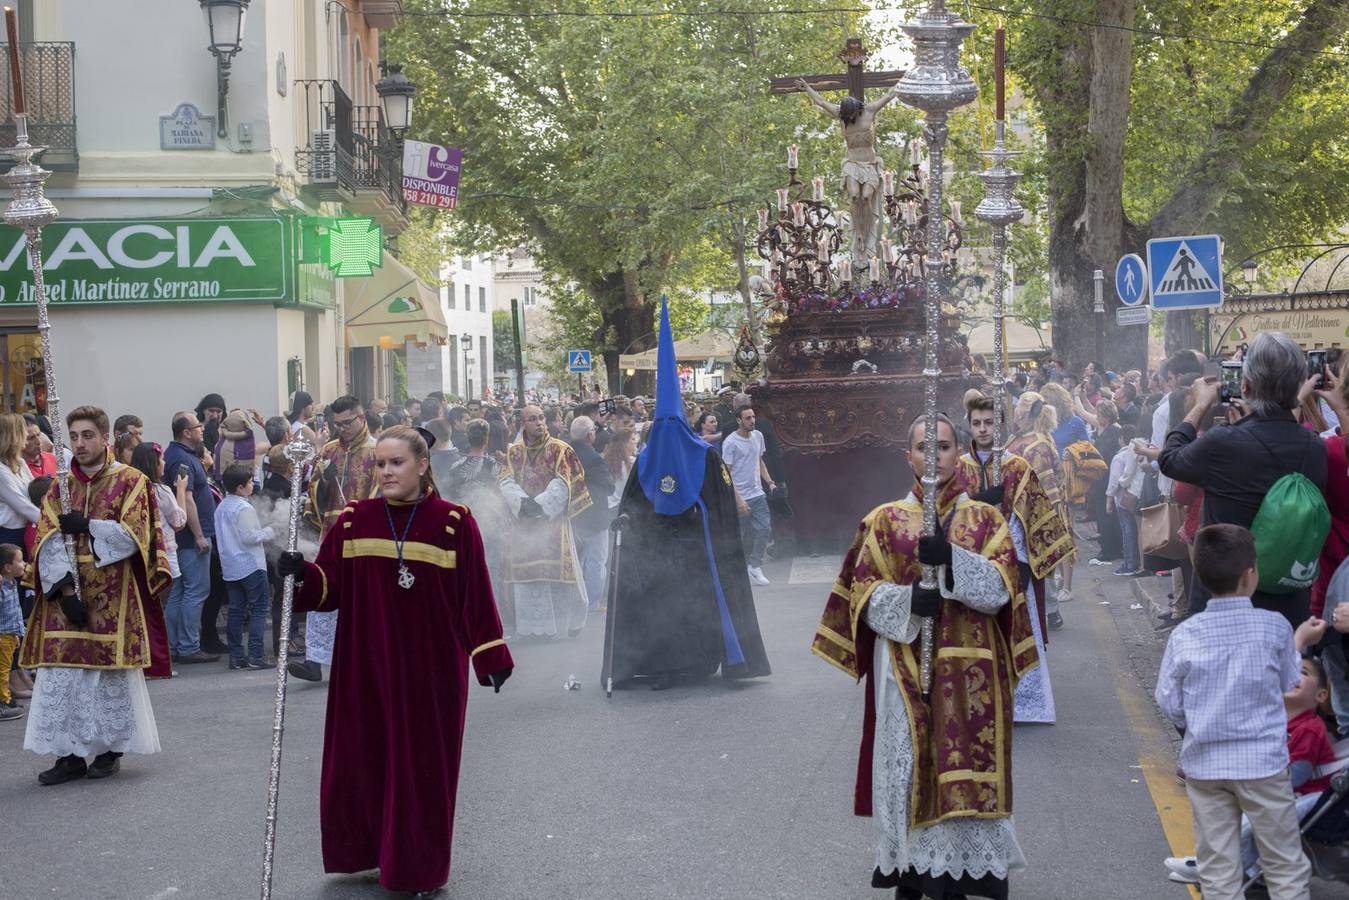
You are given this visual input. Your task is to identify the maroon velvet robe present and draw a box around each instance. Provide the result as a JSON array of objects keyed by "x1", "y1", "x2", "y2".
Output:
[{"x1": 293, "y1": 494, "x2": 514, "y2": 893}]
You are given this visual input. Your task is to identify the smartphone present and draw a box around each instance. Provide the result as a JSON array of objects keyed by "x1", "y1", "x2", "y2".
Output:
[
  {"x1": 1309, "y1": 350, "x2": 1328, "y2": 389},
  {"x1": 176, "y1": 463, "x2": 190, "y2": 482},
  {"x1": 1220, "y1": 360, "x2": 1243, "y2": 403},
  {"x1": 598, "y1": 398, "x2": 616, "y2": 416}
]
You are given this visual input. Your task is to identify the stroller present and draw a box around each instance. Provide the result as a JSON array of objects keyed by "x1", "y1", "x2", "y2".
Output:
[{"x1": 1241, "y1": 754, "x2": 1349, "y2": 895}]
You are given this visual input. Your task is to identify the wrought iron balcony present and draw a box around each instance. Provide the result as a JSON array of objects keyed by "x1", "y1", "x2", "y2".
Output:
[
  {"x1": 0, "y1": 42, "x2": 77, "y2": 172},
  {"x1": 294, "y1": 79, "x2": 407, "y2": 233},
  {"x1": 295, "y1": 79, "x2": 355, "y2": 201}
]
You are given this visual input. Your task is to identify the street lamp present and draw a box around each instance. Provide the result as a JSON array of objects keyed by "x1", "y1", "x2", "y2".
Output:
[
  {"x1": 460, "y1": 332, "x2": 473, "y2": 401},
  {"x1": 1093, "y1": 269, "x2": 1105, "y2": 370},
  {"x1": 376, "y1": 63, "x2": 416, "y2": 137},
  {"x1": 197, "y1": 0, "x2": 251, "y2": 139},
  {"x1": 1242, "y1": 258, "x2": 1259, "y2": 286}
]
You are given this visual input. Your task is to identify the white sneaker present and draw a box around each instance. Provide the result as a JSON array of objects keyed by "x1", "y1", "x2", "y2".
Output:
[
  {"x1": 1163, "y1": 856, "x2": 1198, "y2": 884},
  {"x1": 747, "y1": 565, "x2": 770, "y2": 586}
]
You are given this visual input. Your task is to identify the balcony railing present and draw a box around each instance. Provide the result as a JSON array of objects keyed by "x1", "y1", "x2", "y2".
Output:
[
  {"x1": 295, "y1": 79, "x2": 355, "y2": 200},
  {"x1": 0, "y1": 42, "x2": 77, "y2": 172},
  {"x1": 295, "y1": 80, "x2": 406, "y2": 220}
]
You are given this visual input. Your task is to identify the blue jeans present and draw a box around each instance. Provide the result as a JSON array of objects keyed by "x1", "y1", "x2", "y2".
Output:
[
  {"x1": 739, "y1": 495, "x2": 771, "y2": 568},
  {"x1": 1116, "y1": 503, "x2": 1140, "y2": 573},
  {"x1": 226, "y1": 569, "x2": 270, "y2": 663},
  {"x1": 579, "y1": 531, "x2": 608, "y2": 612},
  {"x1": 166, "y1": 538, "x2": 212, "y2": 656}
]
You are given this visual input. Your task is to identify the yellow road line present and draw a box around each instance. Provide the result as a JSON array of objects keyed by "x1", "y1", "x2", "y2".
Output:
[{"x1": 1087, "y1": 585, "x2": 1201, "y2": 899}]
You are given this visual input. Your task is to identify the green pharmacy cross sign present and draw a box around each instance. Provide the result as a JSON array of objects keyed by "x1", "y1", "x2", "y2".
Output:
[{"x1": 322, "y1": 217, "x2": 384, "y2": 278}]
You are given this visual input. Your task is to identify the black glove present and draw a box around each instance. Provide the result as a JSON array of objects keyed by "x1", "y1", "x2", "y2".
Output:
[
  {"x1": 320, "y1": 460, "x2": 340, "y2": 483},
  {"x1": 972, "y1": 484, "x2": 1005, "y2": 508},
  {"x1": 519, "y1": 497, "x2": 545, "y2": 519},
  {"x1": 277, "y1": 551, "x2": 306, "y2": 580},
  {"x1": 911, "y1": 584, "x2": 942, "y2": 618},
  {"x1": 488, "y1": 667, "x2": 512, "y2": 694},
  {"x1": 918, "y1": 532, "x2": 953, "y2": 568},
  {"x1": 58, "y1": 512, "x2": 90, "y2": 536},
  {"x1": 59, "y1": 590, "x2": 88, "y2": 628}
]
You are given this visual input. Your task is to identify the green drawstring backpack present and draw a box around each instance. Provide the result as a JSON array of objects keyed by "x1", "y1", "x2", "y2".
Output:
[{"x1": 1247, "y1": 432, "x2": 1329, "y2": 594}]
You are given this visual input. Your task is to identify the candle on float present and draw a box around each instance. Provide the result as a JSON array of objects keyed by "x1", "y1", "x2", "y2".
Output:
[
  {"x1": 904, "y1": 201, "x2": 918, "y2": 226},
  {"x1": 881, "y1": 238, "x2": 892, "y2": 263},
  {"x1": 777, "y1": 188, "x2": 789, "y2": 211},
  {"x1": 812, "y1": 176, "x2": 825, "y2": 202},
  {"x1": 757, "y1": 207, "x2": 769, "y2": 229},
  {"x1": 910, "y1": 138, "x2": 921, "y2": 166},
  {"x1": 995, "y1": 24, "x2": 1006, "y2": 122},
  {"x1": 869, "y1": 256, "x2": 881, "y2": 280},
  {"x1": 840, "y1": 257, "x2": 852, "y2": 281},
  {"x1": 4, "y1": 7, "x2": 23, "y2": 116},
  {"x1": 787, "y1": 143, "x2": 799, "y2": 169},
  {"x1": 817, "y1": 236, "x2": 830, "y2": 261},
  {"x1": 883, "y1": 170, "x2": 894, "y2": 196},
  {"x1": 950, "y1": 200, "x2": 962, "y2": 224},
  {"x1": 792, "y1": 202, "x2": 805, "y2": 226}
]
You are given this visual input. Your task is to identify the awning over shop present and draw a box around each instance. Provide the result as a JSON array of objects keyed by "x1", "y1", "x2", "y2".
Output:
[
  {"x1": 967, "y1": 318, "x2": 1051, "y2": 362},
  {"x1": 344, "y1": 252, "x2": 446, "y2": 348},
  {"x1": 619, "y1": 330, "x2": 736, "y2": 371}
]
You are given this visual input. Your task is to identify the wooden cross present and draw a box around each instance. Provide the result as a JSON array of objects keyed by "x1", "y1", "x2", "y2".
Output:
[{"x1": 768, "y1": 38, "x2": 905, "y2": 102}]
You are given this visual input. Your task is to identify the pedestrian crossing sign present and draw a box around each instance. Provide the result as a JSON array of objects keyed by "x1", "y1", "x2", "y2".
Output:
[
  {"x1": 1145, "y1": 234, "x2": 1224, "y2": 311},
  {"x1": 567, "y1": 349, "x2": 592, "y2": 373}
]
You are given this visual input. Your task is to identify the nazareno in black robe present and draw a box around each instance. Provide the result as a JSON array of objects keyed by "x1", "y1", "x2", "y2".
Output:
[{"x1": 601, "y1": 446, "x2": 772, "y2": 685}]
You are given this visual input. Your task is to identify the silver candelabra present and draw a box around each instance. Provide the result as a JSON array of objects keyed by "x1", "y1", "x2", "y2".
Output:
[
  {"x1": 974, "y1": 120, "x2": 1024, "y2": 486},
  {"x1": 1, "y1": 114, "x2": 81, "y2": 602},
  {"x1": 260, "y1": 436, "x2": 316, "y2": 900},
  {"x1": 894, "y1": 0, "x2": 978, "y2": 696}
]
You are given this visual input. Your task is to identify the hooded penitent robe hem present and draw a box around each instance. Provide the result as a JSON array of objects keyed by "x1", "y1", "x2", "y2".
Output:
[
  {"x1": 292, "y1": 496, "x2": 513, "y2": 893},
  {"x1": 811, "y1": 482, "x2": 1035, "y2": 831},
  {"x1": 603, "y1": 449, "x2": 771, "y2": 683}
]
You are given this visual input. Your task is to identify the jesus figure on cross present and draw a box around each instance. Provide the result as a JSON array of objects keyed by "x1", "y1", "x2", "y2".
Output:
[{"x1": 796, "y1": 77, "x2": 900, "y2": 274}]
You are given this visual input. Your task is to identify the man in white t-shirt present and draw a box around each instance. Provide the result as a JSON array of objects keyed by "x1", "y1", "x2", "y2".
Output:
[{"x1": 721, "y1": 406, "x2": 776, "y2": 586}]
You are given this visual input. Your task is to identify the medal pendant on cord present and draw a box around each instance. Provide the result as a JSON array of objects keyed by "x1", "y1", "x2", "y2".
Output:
[{"x1": 385, "y1": 496, "x2": 425, "y2": 593}]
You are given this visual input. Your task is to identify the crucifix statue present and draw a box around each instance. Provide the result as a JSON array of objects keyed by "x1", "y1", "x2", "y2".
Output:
[{"x1": 770, "y1": 39, "x2": 906, "y2": 277}]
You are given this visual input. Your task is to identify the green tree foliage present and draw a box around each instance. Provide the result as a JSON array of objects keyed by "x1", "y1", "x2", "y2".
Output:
[
  {"x1": 1003, "y1": 0, "x2": 1349, "y2": 365},
  {"x1": 492, "y1": 309, "x2": 517, "y2": 373},
  {"x1": 389, "y1": 0, "x2": 908, "y2": 390}
]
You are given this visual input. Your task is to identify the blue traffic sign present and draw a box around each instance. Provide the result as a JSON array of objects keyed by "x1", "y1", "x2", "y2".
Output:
[
  {"x1": 1115, "y1": 254, "x2": 1148, "y2": 307},
  {"x1": 567, "y1": 349, "x2": 593, "y2": 373},
  {"x1": 1146, "y1": 234, "x2": 1224, "y2": 310}
]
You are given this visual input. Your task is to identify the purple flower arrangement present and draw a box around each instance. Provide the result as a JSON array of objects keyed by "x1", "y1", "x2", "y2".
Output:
[{"x1": 785, "y1": 282, "x2": 927, "y2": 315}]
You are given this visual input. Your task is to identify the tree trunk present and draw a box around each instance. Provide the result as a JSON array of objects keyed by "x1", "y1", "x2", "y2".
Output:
[
  {"x1": 1047, "y1": 0, "x2": 1148, "y2": 376},
  {"x1": 598, "y1": 269, "x2": 657, "y2": 396},
  {"x1": 732, "y1": 215, "x2": 756, "y2": 341}
]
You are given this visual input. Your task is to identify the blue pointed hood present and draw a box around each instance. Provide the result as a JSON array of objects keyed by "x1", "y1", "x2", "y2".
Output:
[{"x1": 637, "y1": 296, "x2": 708, "y2": 514}]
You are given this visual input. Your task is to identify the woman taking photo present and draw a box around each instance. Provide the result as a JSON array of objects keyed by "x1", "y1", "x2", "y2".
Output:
[{"x1": 0, "y1": 412, "x2": 38, "y2": 549}]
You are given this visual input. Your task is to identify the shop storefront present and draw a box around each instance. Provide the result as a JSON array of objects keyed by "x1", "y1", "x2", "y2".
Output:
[{"x1": 0, "y1": 214, "x2": 340, "y2": 441}]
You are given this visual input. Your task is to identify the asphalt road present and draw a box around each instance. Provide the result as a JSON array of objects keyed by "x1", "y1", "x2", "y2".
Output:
[{"x1": 3, "y1": 550, "x2": 1347, "y2": 899}]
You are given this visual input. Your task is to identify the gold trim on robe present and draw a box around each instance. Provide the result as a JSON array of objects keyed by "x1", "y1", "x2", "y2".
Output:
[
  {"x1": 21, "y1": 456, "x2": 171, "y2": 670},
  {"x1": 811, "y1": 480, "x2": 1036, "y2": 828}
]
